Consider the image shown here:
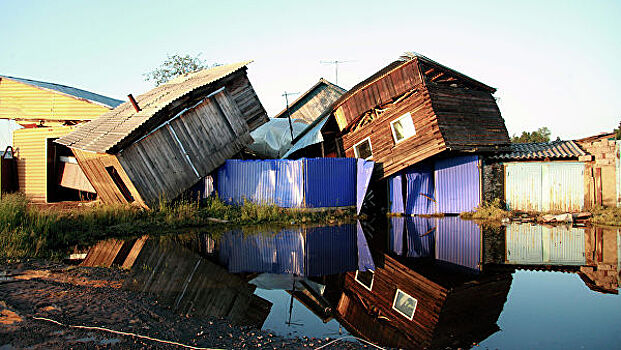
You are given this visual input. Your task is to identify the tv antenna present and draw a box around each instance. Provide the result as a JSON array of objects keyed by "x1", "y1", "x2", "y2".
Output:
[
  {"x1": 320, "y1": 60, "x2": 353, "y2": 85},
  {"x1": 282, "y1": 91, "x2": 300, "y2": 143}
]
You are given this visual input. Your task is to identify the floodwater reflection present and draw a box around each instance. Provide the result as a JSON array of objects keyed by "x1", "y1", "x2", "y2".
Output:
[{"x1": 80, "y1": 218, "x2": 621, "y2": 349}]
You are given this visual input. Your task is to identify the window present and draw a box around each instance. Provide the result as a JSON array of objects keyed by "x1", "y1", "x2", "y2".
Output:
[
  {"x1": 392, "y1": 289, "x2": 417, "y2": 320},
  {"x1": 353, "y1": 137, "x2": 373, "y2": 159},
  {"x1": 390, "y1": 112, "x2": 416, "y2": 144},
  {"x1": 355, "y1": 270, "x2": 374, "y2": 291}
]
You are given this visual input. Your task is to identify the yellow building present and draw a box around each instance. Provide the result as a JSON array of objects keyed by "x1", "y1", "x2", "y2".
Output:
[{"x1": 0, "y1": 75, "x2": 122, "y2": 202}]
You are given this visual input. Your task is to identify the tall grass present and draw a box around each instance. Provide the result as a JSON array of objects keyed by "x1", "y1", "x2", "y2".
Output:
[
  {"x1": 460, "y1": 199, "x2": 510, "y2": 221},
  {"x1": 0, "y1": 194, "x2": 356, "y2": 259}
]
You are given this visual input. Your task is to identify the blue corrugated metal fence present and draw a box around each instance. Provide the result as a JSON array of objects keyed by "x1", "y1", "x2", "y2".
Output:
[{"x1": 217, "y1": 158, "x2": 371, "y2": 208}]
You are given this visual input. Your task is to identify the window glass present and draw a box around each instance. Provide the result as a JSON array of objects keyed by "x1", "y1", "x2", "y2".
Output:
[
  {"x1": 392, "y1": 289, "x2": 418, "y2": 320},
  {"x1": 354, "y1": 138, "x2": 373, "y2": 159},
  {"x1": 391, "y1": 112, "x2": 416, "y2": 143},
  {"x1": 355, "y1": 270, "x2": 374, "y2": 290}
]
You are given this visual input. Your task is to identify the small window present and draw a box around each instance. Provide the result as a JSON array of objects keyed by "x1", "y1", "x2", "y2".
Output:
[
  {"x1": 392, "y1": 289, "x2": 417, "y2": 320},
  {"x1": 353, "y1": 137, "x2": 373, "y2": 160},
  {"x1": 355, "y1": 270, "x2": 374, "y2": 291},
  {"x1": 390, "y1": 112, "x2": 416, "y2": 144}
]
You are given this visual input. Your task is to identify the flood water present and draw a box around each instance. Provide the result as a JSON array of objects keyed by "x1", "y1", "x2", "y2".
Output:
[{"x1": 81, "y1": 218, "x2": 621, "y2": 349}]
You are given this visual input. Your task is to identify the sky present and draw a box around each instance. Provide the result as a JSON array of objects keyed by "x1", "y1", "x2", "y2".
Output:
[{"x1": 1, "y1": 0, "x2": 620, "y2": 148}]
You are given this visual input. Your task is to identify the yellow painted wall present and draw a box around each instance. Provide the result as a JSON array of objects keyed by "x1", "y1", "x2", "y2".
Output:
[
  {"x1": 13, "y1": 126, "x2": 75, "y2": 202},
  {"x1": 0, "y1": 78, "x2": 111, "y2": 121}
]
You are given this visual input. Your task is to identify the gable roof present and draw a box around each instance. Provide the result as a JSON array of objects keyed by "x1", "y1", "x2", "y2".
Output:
[
  {"x1": 0, "y1": 75, "x2": 123, "y2": 108},
  {"x1": 489, "y1": 140, "x2": 586, "y2": 161},
  {"x1": 56, "y1": 61, "x2": 252, "y2": 153},
  {"x1": 273, "y1": 78, "x2": 346, "y2": 119}
]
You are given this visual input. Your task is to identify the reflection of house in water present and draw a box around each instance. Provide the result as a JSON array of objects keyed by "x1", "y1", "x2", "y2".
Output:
[
  {"x1": 333, "y1": 254, "x2": 512, "y2": 349},
  {"x1": 82, "y1": 236, "x2": 272, "y2": 327},
  {"x1": 503, "y1": 223, "x2": 620, "y2": 294}
]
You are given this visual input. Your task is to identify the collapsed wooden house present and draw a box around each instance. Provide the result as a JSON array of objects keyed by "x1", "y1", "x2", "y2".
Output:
[
  {"x1": 0, "y1": 75, "x2": 123, "y2": 201},
  {"x1": 287, "y1": 53, "x2": 510, "y2": 178},
  {"x1": 56, "y1": 61, "x2": 269, "y2": 208}
]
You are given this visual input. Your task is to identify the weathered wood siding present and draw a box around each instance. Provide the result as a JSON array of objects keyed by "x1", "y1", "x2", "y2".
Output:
[
  {"x1": 226, "y1": 72, "x2": 269, "y2": 131},
  {"x1": 0, "y1": 78, "x2": 110, "y2": 121},
  {"x1": 276, "y1": 83, "x2": 345, "y2": 124},
  {"x1": 341, "y1": 90, "x2": 446, "y2": 178},
  {"x1": 13, "y1": 126, "x2": 75, "y2": 202},
  {"x1": 336, "y1": 255, "x2": 448, "y2": 349},
  {"x1": 428, "y1": 85, "x2": 509, "y2": 150},
  {"x1": 118, "y1": 89, "x2": 252, "y2": 206},
  {"x1": 72, "y1": 149, "x2": 145, "y2": 206}
]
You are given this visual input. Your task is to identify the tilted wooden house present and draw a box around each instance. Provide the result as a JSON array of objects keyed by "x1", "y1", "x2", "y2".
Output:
[
  {"x1": 273, "y1": 78, "x2": 346, "y2": 124},
  {"x1": 0, "y1": 75, "x2": 123, "y2": 202},
  {"x1": 325, "y1": 53, "x2": 510, "y2": 178},
  {"x1": 56, "y1": 61, "x2": 269, "y2": 208}
]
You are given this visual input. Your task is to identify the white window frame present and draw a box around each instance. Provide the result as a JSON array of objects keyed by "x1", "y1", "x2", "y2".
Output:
[
  {"x1": 392, "y1": 288, "x2": 417, "y2": 320},
  {"x1": 354, "y1": 270, "x2": 375, "y2": 291},
  {"x1": 353, "y1": 137, "x2": 373, "y2": 160},
  {"x1": 390, "y1": 112, "x2": 416, "y2": 144}
]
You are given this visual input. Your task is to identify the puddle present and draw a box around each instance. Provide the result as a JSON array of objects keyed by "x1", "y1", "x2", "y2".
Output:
[{"x1": 80, "y1": 218, "x2": 621, "y2": 349}]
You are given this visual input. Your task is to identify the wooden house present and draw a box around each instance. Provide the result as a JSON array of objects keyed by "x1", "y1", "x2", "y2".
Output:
[
  {"x1": 56, "y1": 61, "x2": 269, "y2": 207},
  {"x1": 273, "y1": 78, "x2": 346, "y2": 124},
  {"x1": 319, "y1": 53, "x2": 510, "y2": 178},
  {"x1": 334, "y1": 254, "x2": 512, "y2": 349},
  {"x1": 0, "y1": 75, "x2": 123, "y2": 201}
]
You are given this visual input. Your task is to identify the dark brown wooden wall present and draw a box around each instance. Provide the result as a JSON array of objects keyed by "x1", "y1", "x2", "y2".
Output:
[
  {"x1": 72, "y1": 149, "x2": 146, "y2": 206},
  {"x1": 341, "y1": 90, "x2": 446, "y2": 178},
  {"x1": 118, "y1": 90, "x2": 252, "y2": 207},
  {"x1": 336, "y1": 255, "x2": 448, "y2": 348},
  {"x1": 428, "y1": 85, "x2": 510, "y2": 150}
]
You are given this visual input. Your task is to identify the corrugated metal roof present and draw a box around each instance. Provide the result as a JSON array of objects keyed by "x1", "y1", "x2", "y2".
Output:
[
  {"x1": 0, "y1": 75, "x2": 123, "y2": 108},
  {"x1": 490, "y1": 140, "x2": 586, "y2": 160},
  {"x1": 56, "y1": 61, "x2": 251, "y2": 153}
]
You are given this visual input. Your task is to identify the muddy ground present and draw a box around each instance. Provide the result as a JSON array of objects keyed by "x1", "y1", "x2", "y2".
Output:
[{"x1": 0, "y1": 260, "x2": 369, "y2": 349}]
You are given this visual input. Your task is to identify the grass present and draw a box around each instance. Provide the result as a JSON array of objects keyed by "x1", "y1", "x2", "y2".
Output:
[
  {"x1": 460, "y1": 199, "x2": 511, "y2": 221},
  {"x1": 590, "y1": 206, "x2": 621, "y2": 227},
  {"x1": 0, "y1": 194, "x2": 357, "y2": 259}
]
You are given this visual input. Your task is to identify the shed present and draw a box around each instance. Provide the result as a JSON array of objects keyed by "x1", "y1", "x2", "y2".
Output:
[
  {"x1": 313, "y1": 53, "x2": 510, "y2": 179},
  {"x1": 0, "y1": 75, "x2": 123, "y2": 201},
  {"x1": 273, "y1": 78, "x2": 346, "y2": 124},
  {"x1": 56, "y1": 61, "x2": 269, "y2": 207},
  {"x1": 488, "y1": 140, "x2": 587, "y2": 212},
  {"x1": 575, "y1": 132, "x2": 620, "y2": 208}
]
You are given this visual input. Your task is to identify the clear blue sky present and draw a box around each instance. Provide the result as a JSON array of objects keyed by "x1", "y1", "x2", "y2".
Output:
[{"x1": 1, "y1": 0, "x2": 619, "y2": 148}]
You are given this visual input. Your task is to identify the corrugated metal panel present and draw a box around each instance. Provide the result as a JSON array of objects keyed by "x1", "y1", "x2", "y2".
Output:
[
  {"x1": 435, "y1": 155, "x2": 480, "y2": 214},
  {"x1": 304, "y1": 158, "x2": 356, "y2": 207},
  {"x1": 13, "y1": 126, "x2": 75, "y2": 202},
  {"x1": 436, "y1": 216, "x2": 481, "y2": 271},
  {"x1": 356, "y1": 159, "x2": 374, "y2": 214},
  {"x1": 217, "y1": 160, "x2": 277, "y2": 205},
  {"x1": 505, "y1": 223, "x2": 585, "y2": 265},
  {"x1": 390, "y1": 216, "x2": 405, "y2": 255},
  {"x1": 404, "y1": 162, "x2": 435, "y2": 215},
  {"x1": 274, "y1": 160, "x2": 304, "y2": 207},
  {"x1": 405, "y1": 216, "x2": 436, "y2": 258},
  {"x1": 505, "y1": 163, "x2": 542, "y2": 211},
  {"x1": 306, "y1": 224, "x2": 358, "y2": 276},
  {"x1": 505, "y1": 162, "x2": 584, "y2": 211},
  {"x1": 0, "y1": 78, "x2": 115, "y2": 121},
  {"x1": 542, "y1": 162, "x2": 584, "y2": 211},
  {"x1": 388, "y1": 174, "x2": 404, "y2": 214}
]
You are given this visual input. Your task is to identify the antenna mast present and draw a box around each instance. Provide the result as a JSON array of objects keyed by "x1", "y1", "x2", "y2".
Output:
[
  {"x1": 320, "y1": 60, "x2": 353, "y2": 85},
  {"x1": 282, "y1": 91, "x2": 300, "y2": 144}
]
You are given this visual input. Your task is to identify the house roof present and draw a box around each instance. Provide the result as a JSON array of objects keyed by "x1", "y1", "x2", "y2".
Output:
[
  {"x1": 574, "y1": 132, "x2": 616, "y2": 144},
  {"x1": 272, "y1": 78, "x2": 346, "y2": 119},
  {"x1": 56, "y1": 61, "x2": 252, "y2": 153},
  {"x1": 0, "y1": 75, "x2": 123, "y2": 108},
  {"x1": 331, "y1": 52, "x2": 496, "y2": 113},
  {"x1": 489, "y1": 140, "x2": 586, "y2": 161}
]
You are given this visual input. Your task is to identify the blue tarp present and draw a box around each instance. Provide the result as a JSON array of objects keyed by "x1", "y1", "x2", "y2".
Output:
[{"x1": 217, "y1": 158, "x2": 371, "y2": 208}]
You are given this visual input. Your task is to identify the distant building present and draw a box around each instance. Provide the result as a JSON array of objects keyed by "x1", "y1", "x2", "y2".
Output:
[
  {"x1": 57, "y1": 62, "x2": 269, "y2": 208},
  {"x1": 273, "y1": 78, "x2": 346, "y2": 124},
  {"x1": 0, "y1": 75, "x2": 122, "y2": 201}
]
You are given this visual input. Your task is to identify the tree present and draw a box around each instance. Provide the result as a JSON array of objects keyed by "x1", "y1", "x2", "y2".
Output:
[
  {"x1": 511, "y1": 127, "x2": 552, "y2": 143},
  {"x1": 615, "y1": 121, "x2": 621, "y2": 140},
  {"x1": 144, "y1": 54, "x2": 207, "y2": 86}
]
